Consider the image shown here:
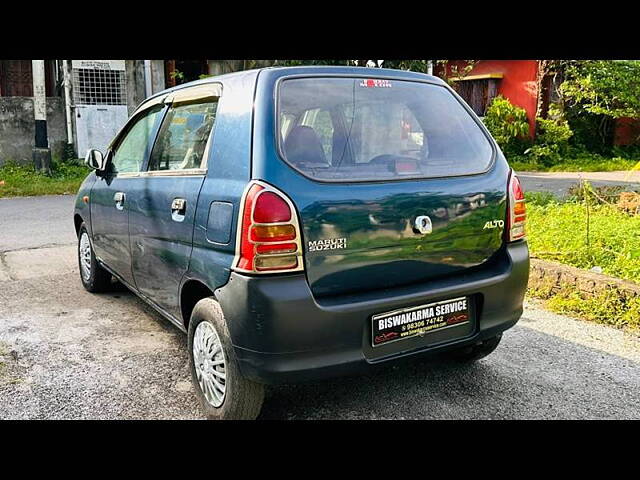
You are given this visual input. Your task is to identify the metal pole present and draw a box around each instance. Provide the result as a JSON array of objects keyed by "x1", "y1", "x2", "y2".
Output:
[
  {"x1": 63, "y1": 60, "x2": 74, "y2": 149},
  {"x1": 32, "y1": 60, "x2": 51, "y2": 173}
]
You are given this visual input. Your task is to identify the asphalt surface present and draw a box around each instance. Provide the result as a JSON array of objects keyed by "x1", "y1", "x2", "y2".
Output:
[
  {"x1": 518, "y1": 170, "x2": 640, "y2": 198},
  {"x1": 0, "y1": 190, "x2": 639, "y2": 419},
  {"x1": 0, "y1": 194, "x2": 76, "y2": 252}
]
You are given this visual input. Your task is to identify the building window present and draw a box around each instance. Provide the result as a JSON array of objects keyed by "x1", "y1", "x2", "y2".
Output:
[
  {"x1": 452, "y1": 77, "x2": 501, "y2": 117},
  {"x1": 72, "y1": 68, "x2": 126, "y2": 105}
]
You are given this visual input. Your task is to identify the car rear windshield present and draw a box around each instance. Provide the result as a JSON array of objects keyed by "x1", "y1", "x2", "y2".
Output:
[{"x1": 277, "y1": 77, "x2": 494, "y2": 182}]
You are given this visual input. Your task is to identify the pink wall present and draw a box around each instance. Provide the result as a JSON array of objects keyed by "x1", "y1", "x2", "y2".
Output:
[{"x1": 437, "y1": 60, "x2": 540, "y2": 136}]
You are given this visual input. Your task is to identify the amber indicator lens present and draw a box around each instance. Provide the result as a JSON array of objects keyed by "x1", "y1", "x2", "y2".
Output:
[{"x1": 251, "y1": 224, "x2": 296, "y2": 242}]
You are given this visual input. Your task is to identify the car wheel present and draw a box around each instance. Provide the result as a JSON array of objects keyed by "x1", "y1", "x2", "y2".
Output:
[
  {"x1": 445, "y1": 334, "x2": 502, "y2": 363},
  {"x1": 77, "y1": 223, "x2": 113, "y2": 293},
  {"x1": 188, "y1": 297, "x2": 265, "y2": 420}
]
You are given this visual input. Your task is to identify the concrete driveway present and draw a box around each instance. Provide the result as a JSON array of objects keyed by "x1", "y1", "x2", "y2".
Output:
[{"x1": 0, "y1": 195, "x2": 639, "y2": 419}]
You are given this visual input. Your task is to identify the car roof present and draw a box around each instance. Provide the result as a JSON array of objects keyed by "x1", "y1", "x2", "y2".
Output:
[{"x1": 139, "y1": 65, "x2": 446, "y2": 107}]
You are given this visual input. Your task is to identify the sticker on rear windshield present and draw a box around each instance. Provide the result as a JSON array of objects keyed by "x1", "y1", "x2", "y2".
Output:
[{"x1": 360, "y1": 79, "x2": 392, "y2": 88}]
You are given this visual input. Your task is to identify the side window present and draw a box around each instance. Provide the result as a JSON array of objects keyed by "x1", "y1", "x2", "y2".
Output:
[
  {"x1": 300, "y1": 108, "x2": 334, "y2": 162},
  {"x1": 148, "y1": 99, "x2": 218, "y2": 171},
  {"x1": 111, "y1": 105, "x2": 163, "y2": 174}
]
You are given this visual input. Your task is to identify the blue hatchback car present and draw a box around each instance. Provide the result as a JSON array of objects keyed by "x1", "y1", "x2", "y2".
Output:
[{"x1": 74, "y1": 66, "x2": 529, "y2": 419}]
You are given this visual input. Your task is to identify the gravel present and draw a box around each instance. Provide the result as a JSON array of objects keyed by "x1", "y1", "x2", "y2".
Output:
[{"x1": 1, "y1": 246, "x2": 639, "y2": 420}]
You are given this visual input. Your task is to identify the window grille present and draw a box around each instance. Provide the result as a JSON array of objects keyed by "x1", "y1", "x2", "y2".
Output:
[{"x1": 72, "y1": 68, "x2": 126, "y2": 105}]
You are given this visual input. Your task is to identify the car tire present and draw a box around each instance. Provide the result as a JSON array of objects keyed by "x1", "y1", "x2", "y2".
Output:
[
  {"x1": 77, "y1": 223, "x2": 113, "y2": 293},
  {"x1": 188, "y1": 297, "x2": 265, "y2": 420},
  {"x1": 445, "y1": 334, "x2": 502, "y2": 363}
]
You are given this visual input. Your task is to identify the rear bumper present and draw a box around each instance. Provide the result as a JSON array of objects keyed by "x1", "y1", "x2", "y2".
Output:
[{"x1": 215, "y1": 241, "x2": 529, "y2": 384}]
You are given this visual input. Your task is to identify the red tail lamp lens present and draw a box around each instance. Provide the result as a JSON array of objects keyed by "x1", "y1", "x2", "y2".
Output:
[
  {"x1": 507, "y1": 172, "x2": 526, "y2": 242},
  {"x1": 512, "y1": 175, "x2": 525, "y2": 201},
  {"x1": 253, "y1": 192, "x2": 291, "y2": 223},
  {"x1": 236, "y1": 184, "x2": 264, "y2": 271}
]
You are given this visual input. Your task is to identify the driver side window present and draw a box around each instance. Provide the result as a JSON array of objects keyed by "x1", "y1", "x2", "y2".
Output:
[{"x1": 111, "y1": 105, "x2": 164, "y2": 174}]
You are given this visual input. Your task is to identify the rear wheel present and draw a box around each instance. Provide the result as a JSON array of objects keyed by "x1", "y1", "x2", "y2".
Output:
[
  {"x1": 445, "y1": 334, "x2": 502, "y2": 363},
  {"x1": 188, "y1": 298, "x2": 265, "y2": 420},
  {"x1": 78, "y1": 223, "x2": 113, "y2": 293}
]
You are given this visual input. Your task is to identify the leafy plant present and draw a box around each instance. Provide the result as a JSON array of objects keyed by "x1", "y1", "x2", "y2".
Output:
[
  {"x1": 561, "y1": 60, "x2": 640, "y2": 120},
  {"x1": 483, "y1": 96, "x2": 531, "y2": 157},
  {"x1": 524, "y1": 113, "x2": 573, "y2": 166}
]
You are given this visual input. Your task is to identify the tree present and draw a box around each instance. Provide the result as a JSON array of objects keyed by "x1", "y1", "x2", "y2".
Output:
[{"x1": 560, "y1": 60, "x2": 640, "y2": 119}]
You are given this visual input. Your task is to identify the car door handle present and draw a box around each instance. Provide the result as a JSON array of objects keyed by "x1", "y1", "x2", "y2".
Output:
[
  {"x1": 114, "y1": 192, "x2": 125, "y2": 210},
  {"x1": 171, "y1": 198, "x2": 187, "y2": 216}
]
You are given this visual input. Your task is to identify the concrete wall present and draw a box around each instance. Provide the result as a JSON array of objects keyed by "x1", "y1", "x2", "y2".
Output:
[
  {"x1": 125, "y1": 60, "x2": 146, "y2": 116},
  {"x1": 0, "y1": 97, "x2": 66, "y2": 166},
  {"x1": 125, "y1": 60, "x2": 167, "y2": 115}
]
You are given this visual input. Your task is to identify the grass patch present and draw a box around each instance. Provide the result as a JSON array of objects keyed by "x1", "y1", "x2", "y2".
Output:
[
  {"x1": 526, "y1": 190, "x2": 640, "y2": 332},
  {"x1": 530, "y1": 283, "x2": 640, "y2": 332},
  {"x1": 527, "y1": 198, "x2": 640, "y2": 284},
  {"x1": 511, "y1": 156, "x2": 639, "y2": 172},
  {"x1": 0, "y1": 161, "x2": 89, "y2": 198}
]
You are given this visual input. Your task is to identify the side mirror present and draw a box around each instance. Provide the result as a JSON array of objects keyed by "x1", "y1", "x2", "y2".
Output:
[{"x1": 85, "y1": 149, "x2": 105, "y2": 171}]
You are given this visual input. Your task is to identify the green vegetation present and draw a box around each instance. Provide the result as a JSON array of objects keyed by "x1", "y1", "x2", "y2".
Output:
[
  {"x1": 483, "y1": 95, "x2": 530, "y2": 158},
  {"x1": 0, "y1": 161, "x2": 89, "y2": 198},
  {"x1": 530, "y1": 282, "x2": 640, "y2": 332},
  {"x1": 525, "y1": 188, "x2": 640, "y2": 331},
  {"x1": 526, "y1": 192, "x2": 640, "y2": 283}
]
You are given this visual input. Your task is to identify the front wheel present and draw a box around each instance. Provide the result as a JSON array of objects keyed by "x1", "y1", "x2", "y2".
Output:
[
  {"x1": 188, "y1": 298, "x2": 265, "y2": 420},
  {"x1": 445, "y1": 334, "x2": 503, "y2": 363},
  {"x1": 77, "y1": 223, "x2": 113, "y2": 293}
]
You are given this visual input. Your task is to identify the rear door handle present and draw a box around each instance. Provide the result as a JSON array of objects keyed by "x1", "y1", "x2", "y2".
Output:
[
  {"x1": 114, "y1": 192, "x2": 125, "y2": 210},
  {"x1": 171, "y1": 198, "x2": 187, "y2": 221}
]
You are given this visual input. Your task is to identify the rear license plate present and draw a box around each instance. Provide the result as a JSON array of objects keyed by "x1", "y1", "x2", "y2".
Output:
[{"x1": 371, "y1": 296, "x2": 471, "y2": 347}]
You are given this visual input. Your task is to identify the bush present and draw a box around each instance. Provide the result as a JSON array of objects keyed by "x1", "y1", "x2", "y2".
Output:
[
  {"x1": 524, "y1": 113, "x2": 574, "y2": 166},
  {"x1": 483, "y1": 96, "x2": 531, "y2": 157}
]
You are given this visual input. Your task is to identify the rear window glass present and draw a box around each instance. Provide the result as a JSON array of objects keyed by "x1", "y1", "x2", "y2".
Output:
[{"x1": 277, "y1": 77, "x2": 494, "y2": 182}]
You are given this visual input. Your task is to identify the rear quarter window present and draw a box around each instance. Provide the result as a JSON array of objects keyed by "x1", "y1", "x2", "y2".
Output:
[{"x1": 277, "y1": 77, "x2": 494, "y2": 182}]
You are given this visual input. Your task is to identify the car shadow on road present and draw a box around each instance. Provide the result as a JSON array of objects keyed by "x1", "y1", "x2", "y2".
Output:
[{"x1": 258, "y1": 325, "x2": 640, "y2": 420}]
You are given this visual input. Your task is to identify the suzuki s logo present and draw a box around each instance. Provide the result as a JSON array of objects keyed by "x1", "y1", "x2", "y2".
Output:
[
  {"x1": 413, "y1": 216, "x2": 433, "y2": 235},
  {"x1": 483, "y1": 220, "x2": 505, "y2": 229}
]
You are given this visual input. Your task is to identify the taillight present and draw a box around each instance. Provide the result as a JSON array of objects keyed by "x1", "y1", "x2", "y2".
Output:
[
  {"x1": 234, "y1": 181, "x2": 304, "y2": 274},
  {"x1": 507, "y1": 171, "x2": 526, "y2": 242}
]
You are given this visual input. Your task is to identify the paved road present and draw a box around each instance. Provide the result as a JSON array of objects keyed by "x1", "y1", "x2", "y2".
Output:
[
  {"x1": 0, "y1": 194, "x2": 76, "y2": 252},
  {"x1": 0, "y1": 243, "x2": 638, "y2": 419},
  {"x1": 518, "y1": 170, "x2": 640, "y2": 198}
]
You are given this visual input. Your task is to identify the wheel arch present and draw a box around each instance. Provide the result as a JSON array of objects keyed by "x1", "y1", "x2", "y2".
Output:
[
  {"x1": 74, "y1": 213, "x2": 84, "y2": 237},
  {"x1": 180, "y1": 279, "x2": 216, "y2": 330}
]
